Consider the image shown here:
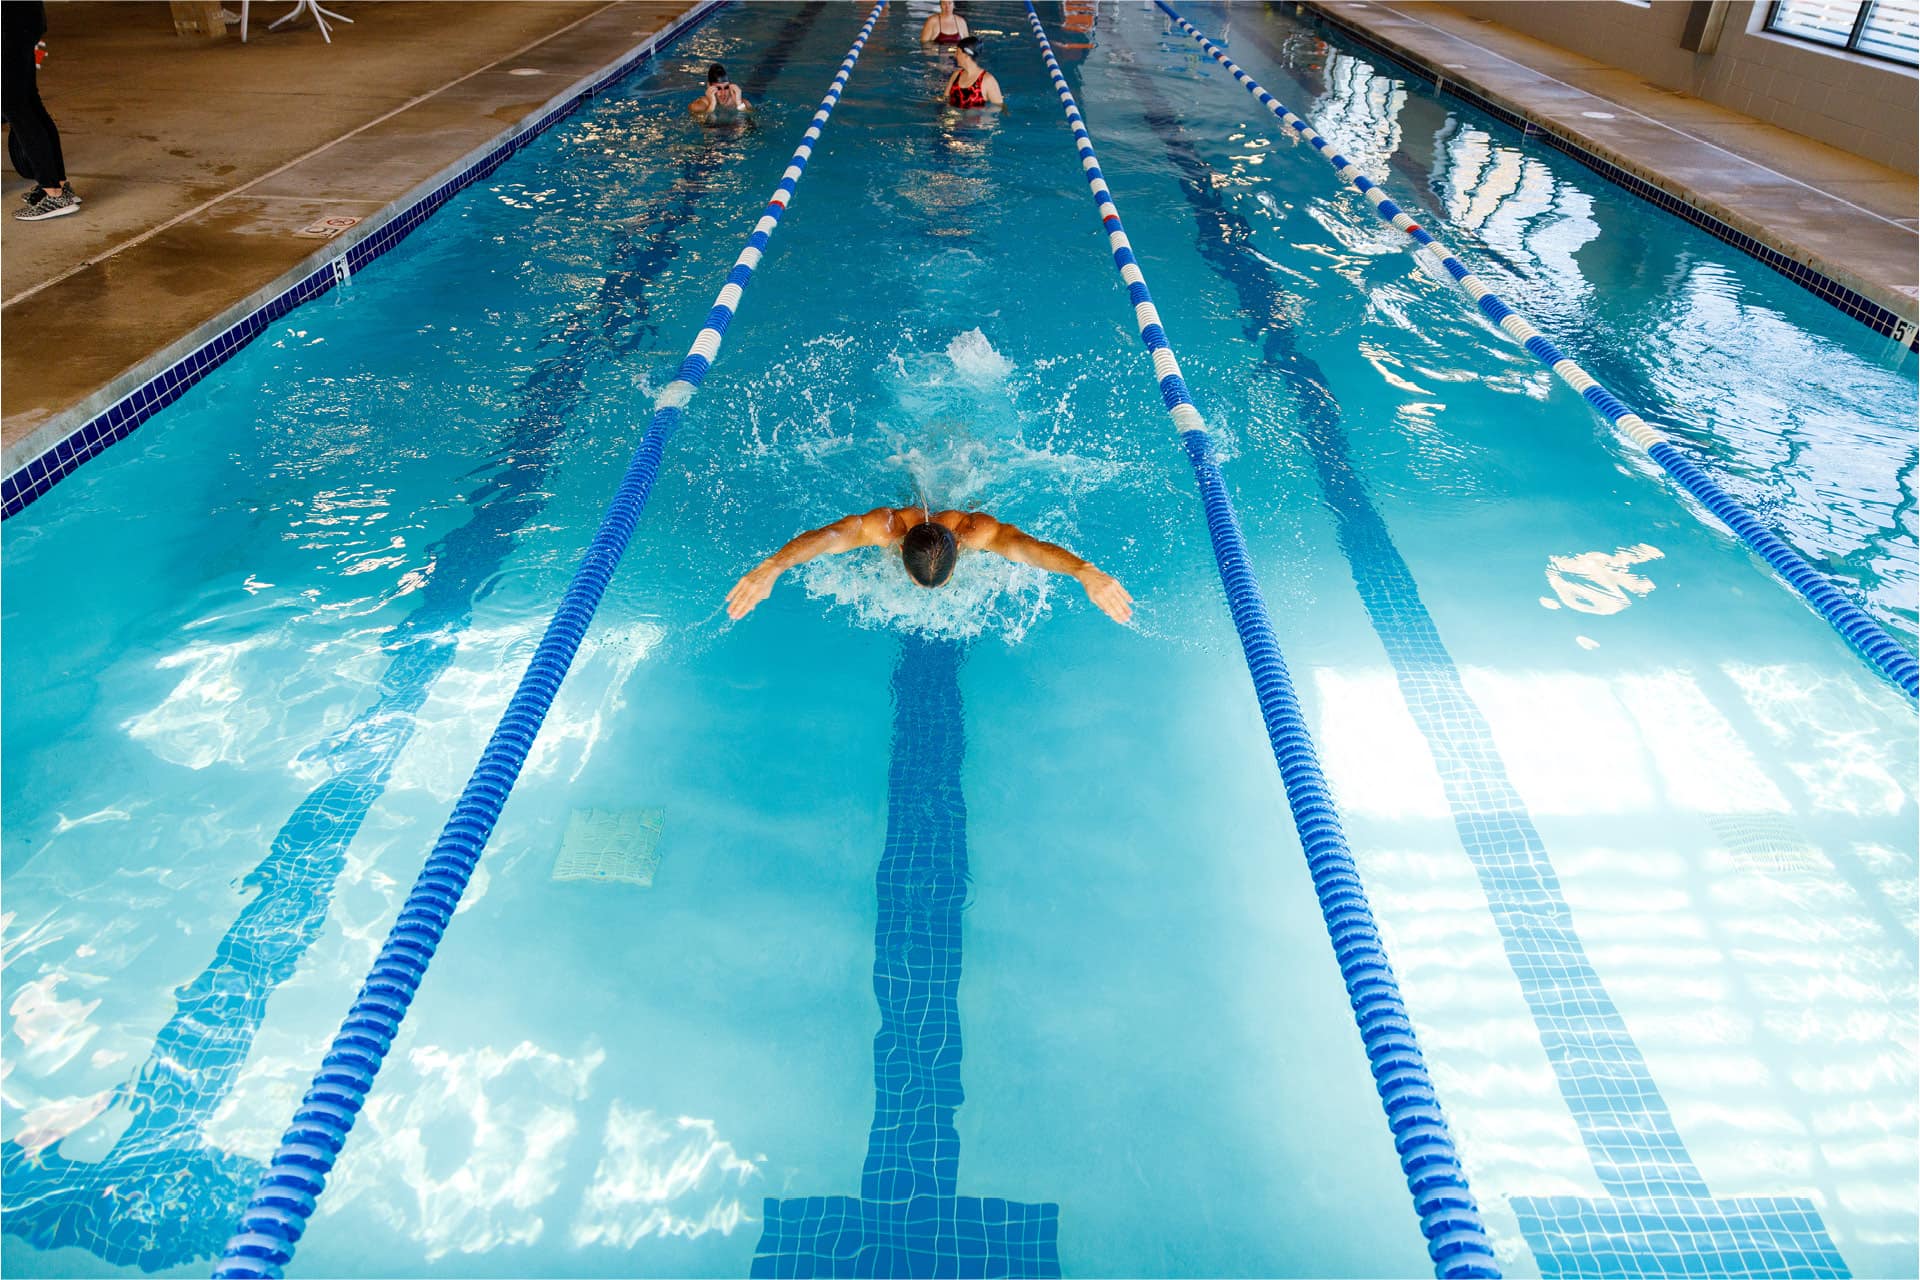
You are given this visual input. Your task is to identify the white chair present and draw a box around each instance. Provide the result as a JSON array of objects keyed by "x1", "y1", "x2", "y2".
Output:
[{"x1": 247, "y1": 0, "x2": 352, "y2": 44}]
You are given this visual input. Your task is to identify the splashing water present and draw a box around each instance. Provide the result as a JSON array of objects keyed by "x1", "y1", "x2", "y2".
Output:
[
  {"x1": 945, "y1": 328, "x2": 1015, "y2": 385},
  {"x1": 798, "y1": 549, "x2": 1054, "y2": 645}
]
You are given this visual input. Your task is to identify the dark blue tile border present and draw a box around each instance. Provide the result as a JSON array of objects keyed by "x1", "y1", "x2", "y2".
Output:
[
  {"x1": 1296, "y1": 2, "x2": 1919, "y2": 352},
  {"x1": 0, "y1": 0, "x2": 724, "y2": 522}
]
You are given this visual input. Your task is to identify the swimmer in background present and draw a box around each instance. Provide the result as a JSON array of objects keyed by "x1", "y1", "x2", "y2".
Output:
[
  {"x1": 690, "y1": 63, "x2": 749, "y2": 119},
  {"x1": 942, "y1": 37, "x2": 1002, "y2": 108},
  {"x1": 727, "y1": 506, "x2": 1132, "y2": 623},
  {"x1": 920, "y1": 0, "x2": 968, "y2": 44}
]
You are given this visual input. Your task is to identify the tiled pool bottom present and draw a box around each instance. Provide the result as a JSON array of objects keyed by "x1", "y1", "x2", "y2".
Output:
[{"x1": 751, "y1": 638, "x2": 1063, "y2": 1280}]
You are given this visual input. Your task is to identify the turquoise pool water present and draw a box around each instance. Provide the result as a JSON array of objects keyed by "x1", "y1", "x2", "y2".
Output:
[{"x1": 2, "y1": 2, "x2": 1915, "y2": 1277}]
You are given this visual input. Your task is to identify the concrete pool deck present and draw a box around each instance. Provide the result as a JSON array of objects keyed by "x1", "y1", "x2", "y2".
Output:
[
  {"x1": 0, "y1": 0, "x2": 701, "y2": 468},
  {"x1": 1303, "y1": 0, "x2": 1918, "y2": 342}
]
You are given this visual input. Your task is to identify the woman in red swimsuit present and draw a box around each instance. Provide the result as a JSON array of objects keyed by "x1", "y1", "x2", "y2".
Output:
[
  {"x1": 942, "y1": 37, "x2": 1002, "y2": 108},
  {"x1": 920, "y1": 0, "x2": 968, "y2": 45}
]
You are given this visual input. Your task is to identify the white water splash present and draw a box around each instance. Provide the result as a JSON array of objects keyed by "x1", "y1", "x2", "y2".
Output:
[
  {"x1": 797, "y1": 548, "x2": 1055, "y2": 646},
  {"x1": 945, "y1": 327, "x2": 1014, "y2": 384}
]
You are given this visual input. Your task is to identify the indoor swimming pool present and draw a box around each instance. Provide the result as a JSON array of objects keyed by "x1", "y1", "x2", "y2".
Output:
[{"x1": 2, "y1": 2, "x2": 1914, "y2": 1277}]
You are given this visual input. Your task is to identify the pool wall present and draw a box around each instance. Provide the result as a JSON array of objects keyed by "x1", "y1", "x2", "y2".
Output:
[{"x1": 0, "y1": 0, "x2": 723, "y2": 522}]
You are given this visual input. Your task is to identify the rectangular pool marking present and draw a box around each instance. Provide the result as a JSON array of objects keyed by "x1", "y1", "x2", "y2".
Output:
[
  {"x1": 1113, "y1": 28, "x2": 1850, "y2": 1278},
  {"x1": 752, "y1": 638, "x2": 1062, "y2": 1279},
  {"x1": 0, "y1": 7, "x2": 839, "y2": 1272}
]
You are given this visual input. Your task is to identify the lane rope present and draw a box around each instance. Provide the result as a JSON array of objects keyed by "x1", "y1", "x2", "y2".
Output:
[
  {"x1": 209, "y1": 4, "x2": 889, "y2": 1274},
  {"x1": 1156, "y1": 0, "x2": 1917, "y2": 701},
  {"x1": 1022, "y1": 5, "x2": 1500, "y2": 1276}
]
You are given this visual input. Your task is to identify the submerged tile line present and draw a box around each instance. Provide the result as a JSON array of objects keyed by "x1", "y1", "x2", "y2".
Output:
[
  {"x1": 752, "y1": 638, "x2": 1062, "y2": 1279},
  {"x1": 0, "y1": 0, "x2": 729, "y2": 521},
  {"x1": 0, "y1": 6, "x2": 835, "y2": 1271},
  {"x1": 1115, "y1": 30, "x2": 1849, "y2": 1278},
  {"x1": 1291, "y1": 2, "x2": 1916, "y2": 349}
]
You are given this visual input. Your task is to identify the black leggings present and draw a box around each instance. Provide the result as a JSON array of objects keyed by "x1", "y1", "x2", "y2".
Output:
[{"x1": 2, "y1": 24, "x2": 64, "y2": 188}]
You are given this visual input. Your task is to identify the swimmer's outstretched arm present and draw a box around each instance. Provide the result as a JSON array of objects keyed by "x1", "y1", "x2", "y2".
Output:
[
  {"x1": 726, "y1": 507, "x2": 903, "y2": 619},
  {"x1": 955, "y1": 513, "x2": 1131, "y2": 624}
]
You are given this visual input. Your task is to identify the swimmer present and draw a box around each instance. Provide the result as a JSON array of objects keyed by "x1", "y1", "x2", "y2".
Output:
[
  {"x1": 727, "y1": 506, "x2": 1132, "y2": 624},
  {"x1": 920, "y1": 0, "x2": 968, "y2": 44},
  {"x1": 690, "y1": 63, "x2": 750, "y2": 119},
  {"x1": 942, "y1": 37, "x2": 1002, "y2": 108}
]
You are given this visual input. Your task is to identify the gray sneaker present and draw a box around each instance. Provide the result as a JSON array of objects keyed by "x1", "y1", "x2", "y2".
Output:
[{"x1": 14, "y1": 188, "x2": 78, "y2": 220}]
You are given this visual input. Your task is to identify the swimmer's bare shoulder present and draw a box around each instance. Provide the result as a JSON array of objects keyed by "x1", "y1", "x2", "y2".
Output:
[
  {"x1": 948, "y1": 510, "x2": 1134, "y2": 624},
  {"x1": 942, "y1": 510, "x2": 998, "y2": 546},
  {"x1": 867, "y1": 506, "x2": 914, "y2": 543}
]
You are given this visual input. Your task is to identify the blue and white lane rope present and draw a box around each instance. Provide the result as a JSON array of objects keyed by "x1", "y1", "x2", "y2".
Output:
[
  {"x1": 1155, "y1": 1, "x2": 1918, "y2": 702},
  {"x1": 1022, "y1": 6, "x2": 1499, "y2": 1277},
  {"x1": 211, "y1": 5, "x2": 888, "y2": 1275}
]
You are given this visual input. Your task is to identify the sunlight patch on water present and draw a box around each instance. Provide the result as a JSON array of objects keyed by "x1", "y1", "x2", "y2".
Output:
[
  {"x1": 123, "y1": 638, "x2": 274, "y2": 771},
  {"x1": 571, "y1": 1104, "x2": 760, "y2": 1247},
  {"x1": 320, "y1": 1040, "x2": 603, "y2": 1261}
]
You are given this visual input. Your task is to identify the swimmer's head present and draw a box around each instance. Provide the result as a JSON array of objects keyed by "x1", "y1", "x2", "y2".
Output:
[
  {"x1": 707, "y1": 63, "x2": 729, "y2": 85},
  {"x1": 902, "y1": 522, "x2": 958, "y2": 588},
  {"x1": 953, "y1": 36, "x2": 980, "y2": 62}
]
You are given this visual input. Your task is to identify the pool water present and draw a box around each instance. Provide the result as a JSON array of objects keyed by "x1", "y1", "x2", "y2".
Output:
[{"x1": 3, "y1": 2, "x2": 1914, "y2": 1277}]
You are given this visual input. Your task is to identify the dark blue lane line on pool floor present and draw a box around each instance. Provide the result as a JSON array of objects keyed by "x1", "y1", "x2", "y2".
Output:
[
  {"x1": 1113, "y1": 24, "x2": 1849, "y2": 1278},
  {"x1": 753, "y1": 637, "x2": 1061, "y2": 1280},
  {"x1": 0, "y1": 9, "x2": 829, "y2": 1271}
]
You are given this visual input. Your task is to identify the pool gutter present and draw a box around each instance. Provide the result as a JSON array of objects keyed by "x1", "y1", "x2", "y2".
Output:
[{"x1": 0, "y1": 0, "x2": 726, "y2": 520}]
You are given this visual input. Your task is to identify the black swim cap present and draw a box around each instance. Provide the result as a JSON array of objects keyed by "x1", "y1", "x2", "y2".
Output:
[
  {"x1": 955, "y1": 36, "x2": 981, "y2": 57},
  {"x1": 902, "y1": 522, "x2": 958, "y2": 587},
  {"x1": 707, "y1": 62, "x2": 728, "y2": 84}
]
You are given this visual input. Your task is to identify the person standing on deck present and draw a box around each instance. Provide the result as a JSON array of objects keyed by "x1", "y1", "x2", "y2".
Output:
[
  {"x1": 942, "y1": 37, "x2": 1002, "y2": 108},
  {"x1": 5, "y1": 1, "x2": 79, "y2": 222},
  {"x1": 920, "y1": 0, "x2": 968, "y2": 45},
  {"x1": 689, "y1": 63, "x2": 750, "y2": 120},
  {"x1": 727, "y1": 506, "x2": 1132, "y2": 623}
]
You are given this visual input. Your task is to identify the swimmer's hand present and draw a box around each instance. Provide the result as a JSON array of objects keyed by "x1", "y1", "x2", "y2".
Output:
[
  {"x1": 726, "y1": 560, "x2": 782, "y2": 619},
  {"x1": 1077, "y1": 567, "x2": 1133, "y2": 625}
]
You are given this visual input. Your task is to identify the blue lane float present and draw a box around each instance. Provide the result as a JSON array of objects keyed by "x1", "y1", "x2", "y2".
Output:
[
  {"x1": 1154, "y1": 0, "x2": 1918, "y2": 702},
  {"x1": 210, "y1": 4, "x2": 890, "y2": 1274},
  {"x1": 1022, "y1": 6, "x2": 1498, "y2": 1277}
]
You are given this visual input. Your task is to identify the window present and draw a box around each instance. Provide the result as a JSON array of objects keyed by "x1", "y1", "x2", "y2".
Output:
[{"x1": 1765, "y1": 0, "x2": 1919, "y2": 67}]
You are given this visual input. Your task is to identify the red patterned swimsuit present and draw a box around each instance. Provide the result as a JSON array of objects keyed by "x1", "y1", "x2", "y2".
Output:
[{"x1": 947, "y1": 71, "x2": 988, "y2": 108}]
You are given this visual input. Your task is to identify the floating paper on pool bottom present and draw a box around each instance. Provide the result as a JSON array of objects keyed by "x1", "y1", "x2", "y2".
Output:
[{"x1": 554, "y1": 808, "x2": 665, "y2": 886}]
